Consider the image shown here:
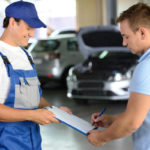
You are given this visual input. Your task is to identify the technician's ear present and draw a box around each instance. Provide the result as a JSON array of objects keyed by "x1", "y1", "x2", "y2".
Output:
[{"x1": 8, "y1": 17, "x2": 17, "y2": 28}]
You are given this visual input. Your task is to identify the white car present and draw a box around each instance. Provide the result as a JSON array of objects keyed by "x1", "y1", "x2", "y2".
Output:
[
  {"x1": 28, "y1": 34, "x2": 84, "y2": 86},
  {"x1": 66, "y1": 26, "x2": 140, "y2": 102}
]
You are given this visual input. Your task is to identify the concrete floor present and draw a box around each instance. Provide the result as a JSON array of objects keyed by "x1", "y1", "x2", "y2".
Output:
[{"x1": 40, "y1": 87, "x2": 133, "y2": 150}]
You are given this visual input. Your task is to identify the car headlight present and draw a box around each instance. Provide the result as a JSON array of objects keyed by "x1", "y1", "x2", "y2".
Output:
[
  {"x1": 114, "y1": 73, "x2": 123, "y2": 81},
  {"x1": 108, "y1": 72, "x2": 131, "y2": 82},
  {"x1": 125, "y1": 71, "x2": 132, "y2": 79}
]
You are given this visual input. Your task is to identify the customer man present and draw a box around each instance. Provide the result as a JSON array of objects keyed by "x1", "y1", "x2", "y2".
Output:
[
  {"x1": 87, "y1": 3, "x2": 150, "y2": 150},
  {"x1": 0, "y1": 1, "x2": 70, "y2": 150}
]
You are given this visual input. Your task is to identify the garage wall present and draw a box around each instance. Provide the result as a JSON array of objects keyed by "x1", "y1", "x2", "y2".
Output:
[
  {"x1": 117, "y1": 0, "x2": 139, "y2": 17},
  {"x1": 76, "y1": 0, "x2": 142, "y2": 29},
  {"x1": 76, "y1": 0, "x2": 106, "y2": 29}
]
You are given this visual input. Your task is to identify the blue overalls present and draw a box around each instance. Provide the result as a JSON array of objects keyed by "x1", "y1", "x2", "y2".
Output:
[{"x1": 0, "y1": 49, "x2": 42, "y2": 150}]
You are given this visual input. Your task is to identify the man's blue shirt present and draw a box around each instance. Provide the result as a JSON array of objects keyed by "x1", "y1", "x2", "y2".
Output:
[{"x1": 129, "y1": 48, "x2": 150, "y2": 95}]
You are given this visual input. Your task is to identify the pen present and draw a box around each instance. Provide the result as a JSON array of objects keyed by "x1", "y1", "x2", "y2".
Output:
[
  {"x1": 97, "y1": 107, "x2": 106, "y2": 118},
  {"x1": 92, "y1": 107, "x2": 106, "y2": 127}
]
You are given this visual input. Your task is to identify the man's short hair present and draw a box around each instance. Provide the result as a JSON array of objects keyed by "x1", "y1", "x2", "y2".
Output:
[
  {"x1": 3, "y1": 17, "x2": 21, "y2": 28},
  {"x1": 116, "y1": 3, "x2": 150, "y2": 32}
]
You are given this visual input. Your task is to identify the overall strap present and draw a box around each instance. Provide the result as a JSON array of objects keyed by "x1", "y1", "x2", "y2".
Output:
[
  {"x1": 21, "y1": 48, "x2": 38, "y2": 77},
  {"x1": 0, "y1": 51, "x2": 15, "y2": 107},
  {"x1": 0, "y1": 52, "x2": 11, "y2": 77},
  {"x1": 21, "y1": 48, "x2": 42, "y2": 97},
  {"x1": 21, "y1": 48, "x2": 36, "y2": 69}
]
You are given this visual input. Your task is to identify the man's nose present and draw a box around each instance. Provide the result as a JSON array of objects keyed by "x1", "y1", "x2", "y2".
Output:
[
  {"x1": 29, "y1": 28, "x2": 35, "y2": 37},
  {"x1": 122, "y1": 40, "x2": 127, "y2": 46}
]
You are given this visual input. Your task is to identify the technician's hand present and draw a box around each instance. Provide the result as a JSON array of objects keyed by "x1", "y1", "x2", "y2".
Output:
[
  {"x1": 59, "y1": 106, "x2": 72, "y2": 114},
  {"x1": 31, "y1": 109, "x2": 59, "y2": 125},
  {"x1": 87, "y1": 130, "x2": 106, "y2": 146},
  {"x1": 91, "y1": 113, "x2": 114, "y2": 128}
]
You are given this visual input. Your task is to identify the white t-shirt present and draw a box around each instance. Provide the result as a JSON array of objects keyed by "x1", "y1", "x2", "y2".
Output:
[{"x1": 0, "y1": 41, "x2": 33, "y2": 104}]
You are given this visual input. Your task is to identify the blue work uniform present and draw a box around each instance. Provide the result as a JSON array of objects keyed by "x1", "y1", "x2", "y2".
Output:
[
  {"x1": 129, "y1": 48, "x2": 150, "y2": 150},
  {"x1": 0, "y1": 49, "x2": 42, "y2": 150}
]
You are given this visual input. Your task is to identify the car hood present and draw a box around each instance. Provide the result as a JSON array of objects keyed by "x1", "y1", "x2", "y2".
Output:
[{"x1": 77, "y1": 25, "x2": 129, "y2": 59}]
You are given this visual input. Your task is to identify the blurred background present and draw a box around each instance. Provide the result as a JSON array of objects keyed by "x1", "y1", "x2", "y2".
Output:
[
  {"x1": 0, "y1": 0, "x2": 149, "y2": 150},
  {"x1": 1, "y1": 0, "x2": 149, "y2": 38}
]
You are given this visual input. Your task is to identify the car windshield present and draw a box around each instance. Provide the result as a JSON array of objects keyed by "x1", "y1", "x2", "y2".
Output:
[{"x1": 32, "y1": 40, "x2": 60, "y2": 52}]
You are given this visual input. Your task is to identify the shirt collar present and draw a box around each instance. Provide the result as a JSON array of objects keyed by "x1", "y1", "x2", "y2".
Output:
[{"x1": 138, "y1": 48, "x2": 150, "y2": 63}]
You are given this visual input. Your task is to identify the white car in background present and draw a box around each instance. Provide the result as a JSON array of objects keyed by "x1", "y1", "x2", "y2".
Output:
[{"x1": 28, "y1": 34, "x2": 84, "y2": 87}]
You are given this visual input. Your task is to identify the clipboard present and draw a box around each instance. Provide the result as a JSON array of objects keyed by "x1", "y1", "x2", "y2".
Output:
[{"x1": 46, "y1": 106, "x2": 95, "y2": 136}]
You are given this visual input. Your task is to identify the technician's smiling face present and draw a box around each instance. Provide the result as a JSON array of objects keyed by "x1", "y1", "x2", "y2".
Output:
[{"x1": 12, "y1": 19, "x2": 35, "y2": 47}]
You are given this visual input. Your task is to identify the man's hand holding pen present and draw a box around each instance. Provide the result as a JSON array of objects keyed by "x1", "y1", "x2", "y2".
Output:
[
  {"x1": 91, "y1": 107, "x2": 106, "y2": 128},
  {"x1": 87, "y1": 107, "x2": 106, "y2": 146},
  {"x1": 87, "y1": 107, "x2": 115, "y2": 146}
]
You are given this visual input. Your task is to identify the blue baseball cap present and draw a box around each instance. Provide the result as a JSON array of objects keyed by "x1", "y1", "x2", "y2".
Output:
[{"x1": 5, "y1": 1, "x2": 46, "y2": 28}]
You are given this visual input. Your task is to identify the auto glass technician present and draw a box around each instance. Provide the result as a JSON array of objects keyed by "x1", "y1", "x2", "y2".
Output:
[
  {"x1": 87, "y1": 3, "x2": 150, "y2": 150},
  {"x1": 0, "y1": 1, "x2": 71, "y2": 150}
]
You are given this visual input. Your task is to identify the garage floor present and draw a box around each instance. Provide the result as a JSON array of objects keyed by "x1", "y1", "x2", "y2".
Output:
[{"x1": 40, "y1": 88, "x2": 133, "y2": 150}]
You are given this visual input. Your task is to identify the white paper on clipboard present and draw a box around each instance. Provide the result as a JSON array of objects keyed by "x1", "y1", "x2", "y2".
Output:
[{"x1": 46, "y1": 106, "x2": 95, "y2": 136}]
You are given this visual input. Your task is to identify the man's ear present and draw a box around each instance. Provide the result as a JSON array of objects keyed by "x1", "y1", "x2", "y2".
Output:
[
  {"x1": 138, "y1": 27, "x2": 146, "y2": 40},
  {"x1": 8, "y1": 17, "x2": 16, "y2": 28}
]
